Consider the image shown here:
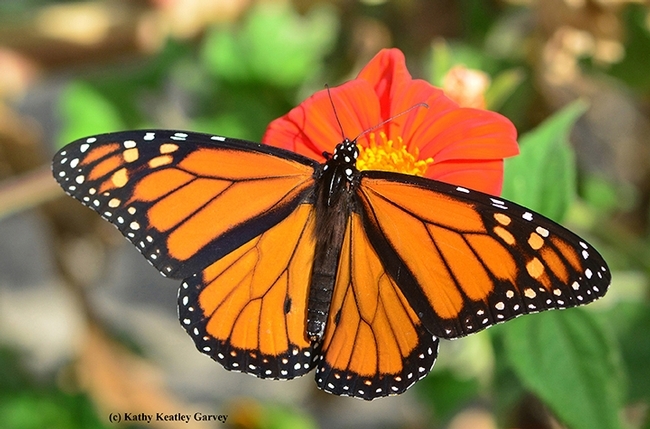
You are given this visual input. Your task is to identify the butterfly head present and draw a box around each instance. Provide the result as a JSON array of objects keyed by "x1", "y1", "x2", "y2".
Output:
[
  {"x1": 327, "y1": 138, "x2": 359, "y2": 182},
  {"x1": 318, "y1": 138, "x2": 360, "y2": 208}
]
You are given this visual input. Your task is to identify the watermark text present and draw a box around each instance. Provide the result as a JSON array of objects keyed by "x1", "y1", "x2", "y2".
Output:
[{"x1": 107, "y1": 412, "x2": 228, "y2": 424}]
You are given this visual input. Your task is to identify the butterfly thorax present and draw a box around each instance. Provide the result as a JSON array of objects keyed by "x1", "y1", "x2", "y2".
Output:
[{"x1": 307, "y1": 138, "x2": 360, "y2": 341}]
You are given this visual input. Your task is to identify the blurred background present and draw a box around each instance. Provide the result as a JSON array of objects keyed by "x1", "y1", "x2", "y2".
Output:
[{"x1": 0, "y1": 0, "x2": 649, "y2": 428}]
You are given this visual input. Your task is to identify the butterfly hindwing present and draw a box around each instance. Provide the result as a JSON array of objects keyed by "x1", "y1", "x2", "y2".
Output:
[
  {"x1": 178, "y1": 204, "x2": 320, "y2": 379},
  {"x1": 52, "y1": 130, "x2": 318, "y2": 279},
  {"x1": 315, "y1": 212, "x2": 439, "y2": 400},
  {"x1": 357, "y1": 171, "x2": 610, "y2": 339}
]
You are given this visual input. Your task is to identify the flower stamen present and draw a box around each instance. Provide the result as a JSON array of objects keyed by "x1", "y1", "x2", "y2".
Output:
[{"x1": 356, "y1": 132, "x2": 433, "y2": 176}]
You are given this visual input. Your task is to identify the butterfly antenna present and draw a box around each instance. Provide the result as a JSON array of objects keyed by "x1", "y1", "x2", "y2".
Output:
[
  {"x1": 326, "y1": 84, "x2": 347, "y2": 141},
  {"x1": 353, "y1": 102, "x2": 429, "y2": 142}
]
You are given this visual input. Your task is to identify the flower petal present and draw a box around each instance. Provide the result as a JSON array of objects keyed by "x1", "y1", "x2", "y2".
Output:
[
  {"x1": 357, "y1": 48, "x2": 413, "y2": 119},
  {"x1": 357, "y1": 49, "x2": 458, "y2": 144},
  {"x1": 399, "y1": 86, "x2": 460, "y2": 153},
  {"x1": 427, "y1": 159, "x2": 506, "y2": 195},
  {"x1": 412, "y1": 108, "x2": 519, "y2": 162}
]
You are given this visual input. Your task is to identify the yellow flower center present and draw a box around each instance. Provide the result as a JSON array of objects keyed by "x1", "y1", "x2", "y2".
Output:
[{"x1": 356, "y1": 132, "x2": 433, "y2": 176}]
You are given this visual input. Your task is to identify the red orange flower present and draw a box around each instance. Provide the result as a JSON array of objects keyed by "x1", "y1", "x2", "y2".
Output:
[{"x1": 262, "y1": 48, "x2": 518, "y2": 195}]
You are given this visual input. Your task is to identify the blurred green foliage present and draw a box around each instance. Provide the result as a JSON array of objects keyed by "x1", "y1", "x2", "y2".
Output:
[
  {"x1": 201, "y1": 3, "x2": 338, "y2": 87},
  {"x1": 608, "y1": 4, "x2": 650, "y2": 91},
  {"x1": 258, "y1": 404, "x2": 318, "y2": 429},
  {"x1": 58, "y1": 81, "x2": 126, "y2": 147},
  {"x1": 0, "y1": 348, "x2": 107, "y2": 429}
]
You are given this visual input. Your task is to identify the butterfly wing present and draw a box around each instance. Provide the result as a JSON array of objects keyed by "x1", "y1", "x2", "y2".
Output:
[
  {"x1": 315, "y1": 211, "x2": 439, "y2": 400},
  {"x1": 52, "y1": 130, "x2": 318, "y2": 279},
  {"x1": 53, "y1": 130, "x2": 322, "y2": 379},
  {"x1": 178, "y1": 203, "x2": 320, "y2": 379},
  {"x1": 356, "y1": 171, "x2": 611, "y2": 339}
]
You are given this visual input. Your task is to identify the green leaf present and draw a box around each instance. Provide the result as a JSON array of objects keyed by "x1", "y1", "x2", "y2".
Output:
[
  {"x1": 596, "y1": 301, "x2": 650, "y2": 403},
  {"x1": 57, "y1": 81, "x2": 125, "y2": 149},
  {"x1": 501, "y1": 100, "x2": 587, "y2": 222},
  {"x1": 490, "y1": 329, "x2": 529, "y2": 426},
  {"x1": 503, "y1": 310, "x2": 625, "y2": 429},
  {"x1": 415, "y1": 369, "x2": 481, "y2": 425}
]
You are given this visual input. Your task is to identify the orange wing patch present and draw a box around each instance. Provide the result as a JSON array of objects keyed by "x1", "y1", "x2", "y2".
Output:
[
  {"x1": 358, "y1": 174, "x2": 610, "y2": 339},
  {"x1": 179, "y1": 147, "x2": 314, "y2": 180},
  {"x1": 361, "y1": 179, "x2": 486, "y2": 233},
  {"x1": 130, "y1": 169, "x2": 195, "y2": 202},
  {"x1": 316, "y1": 213, "x2": 439, "y2": 399},
  {"x1": 178, "y1": 204, "x2": 318, "y2": 379},
  {"x1": 79, "y1": 142, "x2": 120, "y2": 165},
  {"x1": 162, "y1": 175, "x2": 314, "y2": 262}
]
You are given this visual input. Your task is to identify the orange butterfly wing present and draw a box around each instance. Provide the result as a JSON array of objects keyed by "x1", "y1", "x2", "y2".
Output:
[
  {"x1": 356, "y1": 172, "x2": 610, "y2": 339},
  {"x1": 52, "y1": 131, "x2": 318, "y2": 279},
  {"x1": 178, "y1": 203, "x2": 319, "y2": 378},
  {"x1": 316, "y1": 212, "x2": 439, "y2": 399}
]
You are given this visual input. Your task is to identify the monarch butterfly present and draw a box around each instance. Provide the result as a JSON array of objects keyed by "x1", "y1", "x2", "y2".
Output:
[{"x1": 52, "y1": 128, "x2": 610, "y2": 400}]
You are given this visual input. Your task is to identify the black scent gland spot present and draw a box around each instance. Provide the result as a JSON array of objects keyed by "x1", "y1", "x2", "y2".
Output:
[{"x1": 334, "y1": 308, "x2": 341, "y2": 325}]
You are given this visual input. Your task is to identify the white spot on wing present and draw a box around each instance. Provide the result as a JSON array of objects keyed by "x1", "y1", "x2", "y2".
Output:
[
  {"x1": 171, "y1": 132, "x2": 188, "y2": 141},
  {"x1": 536, "y1": 226, "x2": 549, "y2": 237},
  {"x1": 490, "y1": 198, "x2": 505, "y2": 205}
]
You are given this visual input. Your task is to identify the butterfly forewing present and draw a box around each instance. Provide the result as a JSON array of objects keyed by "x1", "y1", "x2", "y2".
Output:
[
  {"x1": 52, "y1": 130, "x2": 318, "y2": 279},
  {"x1": 357, "y1": 171, "x2": 610, "y2": 339}
]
